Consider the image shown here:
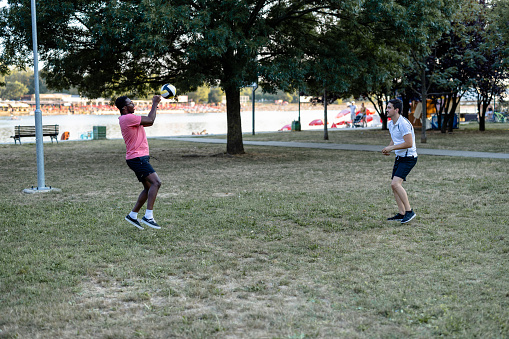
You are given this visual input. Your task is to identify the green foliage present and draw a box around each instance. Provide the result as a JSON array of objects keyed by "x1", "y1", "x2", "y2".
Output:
[
  {"x1": 0, "y1": 0, "x2": 467, "y2": 152},
  {"x1": 0, "y1": 79, "x2": 27, "y2": 99},
  {"x1": 308, "y1": 0, "x2": 456, "y2": 122},
  {"x1": 494, "y1": 0, "x2": 509, "y2": 44},
  {"x1": 0, "y1": 0, "x2": 456, "y2": 97},
  {"x1": 187, "y1": 85, "x2": 210, "y2": 104},
  {"x1": 0, "y1": 68, "x2": 31, "y2": 99},
  {"x1": 0, "y1": 64, "x2": 8, "y2": 85},
  {"x1": 255, "y1": 89, "x2": 296, "y2": 103},
  {"x1": 464, "y1": 0, "x2": 509, "y2": 130},
  {"x1": 208, "y1": 87, "x2": 224, "y2": 104},
  {"x1": 0, "y1": 68, "x2": 73, "y2": 98}
]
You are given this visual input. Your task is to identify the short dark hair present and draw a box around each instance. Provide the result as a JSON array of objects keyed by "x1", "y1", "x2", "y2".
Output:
[
  {"x1": 115, "y1": 96, "x2": 128, "y2": 113},
  {"x1": 389, "y1": 98, "x2": 403, "y2": 113}
]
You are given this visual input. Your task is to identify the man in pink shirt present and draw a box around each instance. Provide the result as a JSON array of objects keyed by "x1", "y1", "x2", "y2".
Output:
[{"x1": 115, "y1": 95, "x2": 162, "y2": 230}]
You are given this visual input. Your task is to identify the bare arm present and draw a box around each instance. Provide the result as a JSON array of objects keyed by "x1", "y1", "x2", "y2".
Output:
[
  {"x1": 140, "y1": 95, "x2": 162, "y2": 126},
  {"x1": 382, "y1": 134, "x2": 412, "y2": 156}
]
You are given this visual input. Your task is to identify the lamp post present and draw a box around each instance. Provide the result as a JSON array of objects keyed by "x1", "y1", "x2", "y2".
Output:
[
  {"x1": 24, "y1": 0, "x2": 59, "y2": 193},
  {"x1": 291, "y1": 90, "x2": 301, "y2": 132},
  {"x1": 298, "y1": 90, "x2": 301, "y2": 124},
  {"x1": 250, "y1": 82, "x2": 258, "y2": 135},
  {"x1": 323, "y1": 89, "x2": 328, "y2": 140}
]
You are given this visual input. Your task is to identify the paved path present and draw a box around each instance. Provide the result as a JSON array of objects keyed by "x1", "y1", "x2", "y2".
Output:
[{"x1": 160, "y1": 137, "x2": 509, "y2": 159}]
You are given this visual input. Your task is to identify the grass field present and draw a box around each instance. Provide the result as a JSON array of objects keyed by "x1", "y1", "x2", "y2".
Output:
[
  {"x1": 0, "y1": 125, "x2": 508, "y2": 338},
  {"x1": 232, "y1": 122, "x2": 509, "y2": 154}
]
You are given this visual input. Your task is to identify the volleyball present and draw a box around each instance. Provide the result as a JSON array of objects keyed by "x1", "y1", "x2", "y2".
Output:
[{"x1": 160, "y1": 83, "x2": 176, "y2": 99}]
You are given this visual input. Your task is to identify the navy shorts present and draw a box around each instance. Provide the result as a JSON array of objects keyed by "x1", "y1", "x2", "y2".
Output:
[
  {"x1": 126, "y1": 156, "x2": 156, "y2": 182},
  {"x1": 392, "y1": 156, "x2": 417, "y2": 181}
]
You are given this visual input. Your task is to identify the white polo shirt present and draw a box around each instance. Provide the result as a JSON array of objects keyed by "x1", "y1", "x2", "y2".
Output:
[{"x1": 388, "y1": 116, "x2": 417, "y2": 157}]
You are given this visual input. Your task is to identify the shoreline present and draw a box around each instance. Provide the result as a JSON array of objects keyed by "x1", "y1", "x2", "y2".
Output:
[{"x1": 1, "y1": 103, "x2": 355, "y2": 117}]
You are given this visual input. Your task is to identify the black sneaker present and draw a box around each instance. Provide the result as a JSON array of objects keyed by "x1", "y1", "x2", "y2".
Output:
[
  {"x1": 387, "y1": 213, "x2": 405, "y2": 221},
  {"x1": 141, "y1": 216, "x2": 161, "y2": 229},
  {"x1": 125, "y1": 215, "x2": 144, "y2": 230},
  {"x1": 401, "y1": 210, "x2": 416, "y2": 224}
]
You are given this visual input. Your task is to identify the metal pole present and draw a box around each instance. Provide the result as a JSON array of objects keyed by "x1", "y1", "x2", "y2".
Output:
[
  {"x1": 323, "y1": 89, "x2": 328, "y2": 140},
  {"x1": 252, "y1": 86, "x2": 256, "y2": 135},
  {"x1": 31, "y1": 0, "x2": 46, "y2": 189},
  {"x1": 298, "y1": 90, "x2": 301, "y2": 124}
]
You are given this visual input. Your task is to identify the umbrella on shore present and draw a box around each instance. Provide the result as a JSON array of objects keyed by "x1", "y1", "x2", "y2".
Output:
[
  {"x1": 335, "y1": 109, "x2": 350, "y2": 119},
  {"x1": 309, "y1": 119, "x2": 327, "y2": 126}
]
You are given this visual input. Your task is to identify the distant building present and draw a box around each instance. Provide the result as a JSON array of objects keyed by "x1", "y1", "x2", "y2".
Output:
[{"x1": 0, "y1": 101, "x2": 31, "y2": 116}]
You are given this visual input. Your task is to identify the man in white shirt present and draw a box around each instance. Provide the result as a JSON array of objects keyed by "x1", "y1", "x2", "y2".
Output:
[
  {"x1": 349, "y1": 101, "x2": 357, "y2": 127},
  {"x1": 382, "y1": 98, "x2": 417, "y2": 223}
]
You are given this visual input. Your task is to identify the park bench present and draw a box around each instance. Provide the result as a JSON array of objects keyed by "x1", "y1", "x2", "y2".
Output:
[{"x1": 11, "y1": 125, "x2": 59, "y2": 144}]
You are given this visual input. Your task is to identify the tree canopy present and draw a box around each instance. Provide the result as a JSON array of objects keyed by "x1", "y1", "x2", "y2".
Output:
[
  {"x1": 1, "y1": 0, "x2": 482, "y2": 152},
  {"x1": 431, "y1": 0, "x2": 508, "y2": 132}
]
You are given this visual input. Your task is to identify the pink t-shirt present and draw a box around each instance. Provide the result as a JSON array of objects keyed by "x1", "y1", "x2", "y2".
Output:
[{"x1": 118, "y1": 114, "x2": 149, "y2": 160}]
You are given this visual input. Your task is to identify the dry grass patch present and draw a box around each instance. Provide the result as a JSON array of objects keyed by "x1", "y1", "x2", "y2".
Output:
[{"x1": 0, "y1": 138, "x2": 508, "y2": 338}]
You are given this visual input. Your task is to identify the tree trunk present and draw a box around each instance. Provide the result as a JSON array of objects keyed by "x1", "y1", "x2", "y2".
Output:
[
  {"x1": 477, "y1": 97, "x2": 486, "y2": 132},
  {"x1": 439, "y1": 95, "x2": 450, "y2": 133},
  {"x1": 434, "y1": 98, "x2": 441, "y2": 132},
  {"x1": 225, "y1": 85, "x2": 245, "y2": 154},
  {"x1": 479, "y1": 111, "x2": 486, "y2": 131},
  {"x1": 323, "y1": 89, "x2": 328, "y2": 140},
  {"x1": 377, "y1": 97, "x2": 388, "y2": 130},
  {"x1": 447, "y1": 96, "x2": 460, "y2": 133},
  {"x1": 402, "y1": 90, "x2": 411, "y2": 119},
  {"x1": 367, "y1": 96, "x2": 388, "y2": 130}
]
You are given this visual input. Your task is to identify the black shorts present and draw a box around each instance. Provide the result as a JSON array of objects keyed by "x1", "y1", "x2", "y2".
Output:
[
  {"x1": 392, "y1": 156, "x2": 417, "y2": 181},
  {"x1": 126, "y1": 156, "x2": 155, "y2": 182}
]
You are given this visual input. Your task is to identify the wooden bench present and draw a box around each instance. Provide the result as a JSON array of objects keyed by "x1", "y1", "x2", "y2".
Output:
[{"x1": 11, "y1": 125, "x2": 59, "y2": 144}]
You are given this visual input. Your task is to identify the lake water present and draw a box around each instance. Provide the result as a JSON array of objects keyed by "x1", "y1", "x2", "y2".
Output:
[{"x1": 0, "y1": 109, "x2": 381, "y2": 144}]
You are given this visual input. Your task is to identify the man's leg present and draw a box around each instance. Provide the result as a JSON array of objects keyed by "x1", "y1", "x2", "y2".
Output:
[
  {"x1": 125, "y1": 178, "x2": 151, "y2": 229},
  {"x1": 145, "y1": 172, "x2": 161, "y2": 211},
  {"x1": 138, "y1": 172, "x2": 162, "y2": 229},
  {"x1": 391, "y1": 176, "x2": 411, "y2": 214},
  {"x1": 131, "y1": 172, "x2": 162, "y2": 212},
  {"x1": 132, "y1": 180, "x2": 151, "y2": 213}
]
